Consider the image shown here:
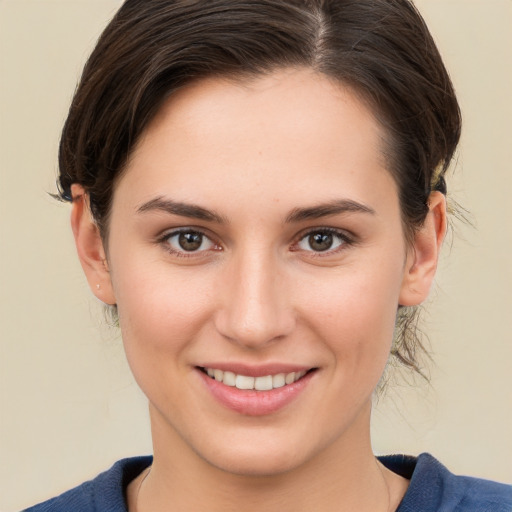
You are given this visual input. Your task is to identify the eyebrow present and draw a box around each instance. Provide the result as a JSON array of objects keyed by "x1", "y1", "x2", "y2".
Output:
[
  {"x1": 137, "y1": 196, "x2": 375, "y2": 224},
  {"x1": 137, "y1": 197, "x2": 227, "y2": 224},
  {"x1": 285, "y1": 199, "x2": 376, "y2": 223}
]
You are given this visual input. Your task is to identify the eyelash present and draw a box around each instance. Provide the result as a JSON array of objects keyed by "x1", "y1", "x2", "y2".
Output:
[
  {"x1": 292, "y1": 227, "x2": 354, "y2": 256},
  {"x1": 158, "y1": 228, "x2": 221, "y2": 258},
  {"x1": 158, "y1": 227, "x2": 354, "y2": 258}
]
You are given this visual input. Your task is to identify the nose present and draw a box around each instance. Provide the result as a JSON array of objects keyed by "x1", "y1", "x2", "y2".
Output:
[{"x1": 214, "y1": 249, "x2": 296, "y2": 349}]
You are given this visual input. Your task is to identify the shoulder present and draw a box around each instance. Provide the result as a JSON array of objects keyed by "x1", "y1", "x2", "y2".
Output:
[
  {"x1": 379, "y1": 453, "x2": 512, "y2": 512},
  {"x1": 22, "y1": 456, "x2": 152, "y2": 512}
]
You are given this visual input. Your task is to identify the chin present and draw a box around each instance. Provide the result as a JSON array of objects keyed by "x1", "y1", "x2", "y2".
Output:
[
  {"x1": 189, "y1": 422, "x2": 336, "y2": 479},
  {"x1": 204, "y1": 446, "x2": 305, "y2": 478}
]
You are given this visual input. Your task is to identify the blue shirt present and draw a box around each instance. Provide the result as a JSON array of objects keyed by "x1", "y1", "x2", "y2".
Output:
[{"x1": 24, "y1": 453, "x2": 512, "y2": 511}]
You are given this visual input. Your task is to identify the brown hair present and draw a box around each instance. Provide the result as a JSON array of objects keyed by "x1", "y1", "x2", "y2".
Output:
[{"x1": 58, "y1": 0, "x2": 461, "y2": 376}]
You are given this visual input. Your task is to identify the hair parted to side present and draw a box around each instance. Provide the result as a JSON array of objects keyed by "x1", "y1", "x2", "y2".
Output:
[{"x1": 58, "y1": 0, "x2": 461, "y2": 379}]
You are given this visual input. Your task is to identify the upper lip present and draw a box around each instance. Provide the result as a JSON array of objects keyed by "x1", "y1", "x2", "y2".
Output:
[{"x1": 197, "y1": 363, "x2": 315, "y2": 377}]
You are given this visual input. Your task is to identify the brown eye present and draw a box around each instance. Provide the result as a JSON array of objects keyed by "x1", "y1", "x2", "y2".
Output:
[
  {"x1": 165, "y1": 230, "x2": 216, "y2": 254},
  {"x1": 178, "y1": 232, "x2": 203, "y2": 251},
  {"x1": 308, "y1": 233, "x2": 333, "y2": 252},
  {"x1": 297, "y1": 230, "x2": 346, "y2": 253}
]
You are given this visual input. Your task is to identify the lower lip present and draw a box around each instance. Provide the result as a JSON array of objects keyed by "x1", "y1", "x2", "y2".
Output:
[{"x1": 197, "y1": 369, "x2": 315, "y2": 416}]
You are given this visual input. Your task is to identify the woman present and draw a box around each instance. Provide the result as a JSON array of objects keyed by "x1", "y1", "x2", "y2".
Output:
[{"x1": 22, "y1": 0, "x2": 512, "y2": 511}]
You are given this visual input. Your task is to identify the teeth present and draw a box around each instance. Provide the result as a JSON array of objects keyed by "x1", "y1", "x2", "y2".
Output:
[
  {"x1": 272, "y1": 373, "x2": 286, "y2": 388},
  {"x1": 223, "y1": 371, "x2": 236, "y2": 387},
  {"x1": 235, "y1": 374, "x2": 254, "y2": 389},
  {"x1": 255, "y1": 375, "x2": 273, "y2": 391},
  {"x1": 285, "y1": 372, "x2": 295, "y2": 385},
  {"x1": 204, "y1": 368, "x2": 308, "y2": 390}
]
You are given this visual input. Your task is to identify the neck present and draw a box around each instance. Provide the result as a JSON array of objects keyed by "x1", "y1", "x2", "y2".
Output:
[{"x1": 128, "y1": 403, "x2": 408, "y2": 512}]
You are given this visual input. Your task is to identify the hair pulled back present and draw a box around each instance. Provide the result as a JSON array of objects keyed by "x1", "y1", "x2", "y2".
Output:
[{"x1": 58, "y1": 0, "x2": 461, "y2": 377}]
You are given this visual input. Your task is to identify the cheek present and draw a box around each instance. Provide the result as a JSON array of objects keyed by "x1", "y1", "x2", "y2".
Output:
[
  {"x1": 110, "y1": 254, "x2": 217, "y2": 368},
  {"x1": 296, "y1": 263, "x2": 402, "y2": 370}
]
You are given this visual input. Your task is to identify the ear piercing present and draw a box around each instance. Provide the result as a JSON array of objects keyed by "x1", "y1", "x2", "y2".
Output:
[{"x1": 96, "y1": 284, "x2": 101, "y2": 290}]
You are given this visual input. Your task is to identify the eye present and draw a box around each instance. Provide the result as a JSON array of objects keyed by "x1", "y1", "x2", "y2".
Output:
[
  {"x1": 296, "y1": 229, "x2": 348, "y2": 253},
  {"x1": 163, "y1": 229, "x2": 217, "y2": 255}
]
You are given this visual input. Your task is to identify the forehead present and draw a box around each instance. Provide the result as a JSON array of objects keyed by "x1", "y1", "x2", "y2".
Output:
[
  {"x1": 116, "y1": 68, "x2": 394, "y2": 215},
  {"x1": 146, "y1": 69, "x2": 383, "y2": 151}
]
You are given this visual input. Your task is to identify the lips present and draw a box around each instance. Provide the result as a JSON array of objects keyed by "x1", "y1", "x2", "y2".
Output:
[{"x1": 197, "y1": 365, "x2": 316, "y2": 416}]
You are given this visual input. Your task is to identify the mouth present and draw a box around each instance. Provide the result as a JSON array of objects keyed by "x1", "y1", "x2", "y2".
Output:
[
  {"x1": 197, "y1": 365, "x2": 317, "y2": 415},
  {"x1": 198, "y1": 366, "x2": 315, "y2": 391}
]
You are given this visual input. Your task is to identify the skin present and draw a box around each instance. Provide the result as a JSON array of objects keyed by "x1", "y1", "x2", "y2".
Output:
[{"x1": 72, "y1": 68, "x2": 446, "y2": 512}]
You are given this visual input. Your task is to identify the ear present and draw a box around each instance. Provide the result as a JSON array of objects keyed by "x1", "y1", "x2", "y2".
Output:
[
  {"x1": 70, "y1": 184, "x2": 116, "y2": 305},
  {"x1": 399, "y1": 191, "x2": 447, "y2": 306}
]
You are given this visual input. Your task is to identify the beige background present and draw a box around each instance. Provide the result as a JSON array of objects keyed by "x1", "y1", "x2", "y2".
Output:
[{"x1": 0, "y1": 0, "x2": 511, "y2": 510}]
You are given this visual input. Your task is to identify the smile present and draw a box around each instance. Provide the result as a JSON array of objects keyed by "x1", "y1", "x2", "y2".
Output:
[
  {"x1": 202, "y1": 367, "x2": 308, "y2": 391},
  {"x1": 198, "y1": 365, "x2": 316, "y2": 415}
]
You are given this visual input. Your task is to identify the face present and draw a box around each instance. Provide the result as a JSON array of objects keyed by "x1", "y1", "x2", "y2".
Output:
[{"x1": 81, "y1": 69, "x2": 435, "y2": 477}]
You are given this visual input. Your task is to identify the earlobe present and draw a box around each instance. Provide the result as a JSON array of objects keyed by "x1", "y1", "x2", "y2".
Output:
[
  {"x1": 70, "y1": 184, "x2": 116, "y2": 305},
  {"x1": 399, "y1": 191, "x2": 447, "y2": 307}
]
